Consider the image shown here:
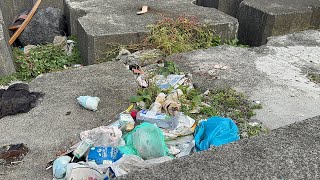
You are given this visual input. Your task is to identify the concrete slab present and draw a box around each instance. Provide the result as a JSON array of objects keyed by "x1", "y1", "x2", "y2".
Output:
[
  {"x1": 0, "y1": 8, "x2": 16, "y2": 75},
  {"x1": 64, "y1": 0, "x2": 239, "y2": 64},
  {"x1": 238, "y1": 0, "x2": 320, "y2": 46},
  {"x1": 169, "y1": 30, "x2": 320, "y2": 130},
  {"x1": 0, "y1": 61, "x2": 137, "y2": 179},
  {"x1": 196, "y1": 0, "x2": 243, "y2": 17},
  {"x1": 121, "y1": 115, "x2": 320, "y2": 179}
]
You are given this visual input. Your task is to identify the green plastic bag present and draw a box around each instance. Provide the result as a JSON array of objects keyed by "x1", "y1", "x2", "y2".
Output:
[{"x1": 118, "y1": 123, "x2": 169, "y2": 160}]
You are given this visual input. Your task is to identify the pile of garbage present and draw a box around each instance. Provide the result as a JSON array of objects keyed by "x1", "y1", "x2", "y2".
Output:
[{"x1": 49, "y1": 51, "x2": 241, "y2": 179}]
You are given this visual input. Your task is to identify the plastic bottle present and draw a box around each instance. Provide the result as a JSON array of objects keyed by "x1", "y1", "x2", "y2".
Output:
[
  {"x1": 72, "y1": 139, "x2": 94, "y2": 159},
  {"x1": 136, "y1": 110, "x2": 179, "y2": 129}
]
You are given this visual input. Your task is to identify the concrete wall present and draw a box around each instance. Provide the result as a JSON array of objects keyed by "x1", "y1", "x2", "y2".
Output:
[
  {"x1": 196, "y1": 0, "x2": 243, "y2": 17},
  {"x1": 0, "y1": 8, "x2": 16, "y2": 75}
]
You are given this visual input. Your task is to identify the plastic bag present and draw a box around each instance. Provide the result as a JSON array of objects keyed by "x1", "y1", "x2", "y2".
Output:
[
  {"x1": 64, "y1": 163, "x2": 106, "y2": 180},
  {"x1": 136, "y1": 110, "x2": 179, "y2": 129},
  {"x1": 77, "y1": 96, "x2": 100, "y2": 111},
  {"x1": 110, "y1": 154, "x2": 173, "y2": 177},
  {"x1": 80, "y1": 126, "x2": 123, "y2": 147},
  {"x1": 118, "y1": 123, "x2": 169, "y2": 159},
  {"x1": 53, "y1": 156, "x2": 71, "y2": 179},
  {"x1": 194, "y1": 116, "x2": 240, "y2": 151},
  {"x1": 162, "y1": 113, "x2": 196, "y2": 140}
]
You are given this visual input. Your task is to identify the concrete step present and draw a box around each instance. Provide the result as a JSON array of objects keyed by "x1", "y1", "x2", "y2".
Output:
[
  {"x1": 121, "y1": 115, "x2": 320, "y2": 179},
  {"x1": 196, "y1": 0, "x2": 320, "y2": 46},
  {"x1": 169, "y1": 30, "x2": 320, "y2": 130},
  {"x1": 238, "y1": 0, "x2": 320, "y2": 46},
  {"x1": 64, "y1": 0, "x2": 239, "y2": 64},
  {"x1": 0, "y1": 61, "x2": 137, "y2": 179}
]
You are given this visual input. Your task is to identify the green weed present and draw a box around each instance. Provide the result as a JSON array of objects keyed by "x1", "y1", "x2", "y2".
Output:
[
  {"x1": 158, "y1": 61, "x2": 181, "y2": 76},
  {"x1": 0, "y1": 38, "x2": 83, "y2": 85},
  {"x1": 307, "y1": 73, "x2": 320, "y2": 84},
  {"x1": 146, "y1": 16, "x2": 221, "y2": 55}
]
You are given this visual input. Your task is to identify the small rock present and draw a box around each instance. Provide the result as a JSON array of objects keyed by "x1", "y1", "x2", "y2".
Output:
[
  {"x1": 129, "y1": 49, "x2": 163, "y2": 66},
  {"x1": 19, "y1": 7, "x2": 66, "y2": 45},
  {"x1": 207, "y1": 69, "x2": 216, "y2": 76},
  {"x1": 213, "y1": 65, "x2": 222, "y2": 69},
  {"x1": 53, "y1": 36, "x2": 67, "y2": 47},
  {"x1": 23, "y1": 45, "x2": 37, "y2": 54},
  {"x1": 53, "y1": 36, "x2": 68, "y2": 53},
  {"x1": 241, "y1": 132, "x2": 248, "y2": 138},
  {"x1": 221, "y1": 66, "x2": 229, "y2": 70},
  {"x1": 116, "y1": 49, "x2": 131, "y2": 64}
]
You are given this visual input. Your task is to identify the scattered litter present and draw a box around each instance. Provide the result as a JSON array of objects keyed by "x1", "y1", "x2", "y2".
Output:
[
  {"x1": 48, "y1": 55, "x2": 253, "y2": 179},
  {"x1": 254, "y1": 100, "x2": 261, "y2": 104},
  {"x1": 0, "y1": 143, "x2": 29, "y2": 165},
  {"x1": 136, "y1": 110, "x2": 179, "y2": 129},
  {"x1": 194, "y1": 116, "x2": 240, "y2": 151},
  {"x1": 23, "y1": 44, "x2": 36, "y2": 54},
  {"x1": 72, "y1": 64, "x2": 83, "y2": 68},
  {"x1": 155, "y1": 75, "x2": 185, "y2": 90},
  {"x1": 67, "y1": 40, "x2": 75, "y2": 56},
  {"x1": 77, "y1": 96, "x2": 100, "y2": 111},
  {"x1": 248, "y1": 122, "x2": 260, "y2": 126},
  {"x1": 137, "y1": 75, "x2": 148, "y2": 88},
  {"x1": 137, "y1": 6, "x2": 148, "y2": 15},
  {"x1": 0, "y1": 83, "x2": 44, "y2": 119}
]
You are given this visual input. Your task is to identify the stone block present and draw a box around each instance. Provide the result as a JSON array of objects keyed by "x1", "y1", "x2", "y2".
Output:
[
  {"x1": 0, "y1": 9, "x2": 16, "y2": 75},
  {"x1": 196, "y1": 0, "x2": 243, "y2": 17},
  {"x1": 238, "y1": 0, "x2": 320, "y2": 46},
  {"x1": 65, "y1": 0, "x2": 239, "y2": 64}
]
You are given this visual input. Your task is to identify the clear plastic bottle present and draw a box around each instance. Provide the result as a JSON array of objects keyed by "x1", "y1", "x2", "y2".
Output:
[{"x1": 136, "y1": 110, "x2": 179, "y2": 129}]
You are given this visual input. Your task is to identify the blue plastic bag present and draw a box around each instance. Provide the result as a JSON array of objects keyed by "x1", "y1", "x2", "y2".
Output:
[{"x1": 194, "y1": 116, "x2": 240, "y2": 151}]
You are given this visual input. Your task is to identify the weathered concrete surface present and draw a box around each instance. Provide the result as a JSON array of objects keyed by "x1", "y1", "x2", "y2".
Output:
[
  {"x1": 196, "y1": 0, "x2": 243, "y2": 17},
  {"x1": 170, "y1": 30, "x2": 320, "y2": 130},
  {"x1": 34, "y1": 0, "x2": 65, "y2": 13},
  {"x1": 0, "y1": 62, "x2": 137, "y2": 179},
  {"x1": 0, "y1": 8, "x2": 16, "y2": 75},
  {"x1": 238, "y1": 0, "x2": 320, "y2": 46},
  {"x1": 0, "y1": 0, "x2": 33, "y2": 27},
  {"x1": 64, "y1": 0, "x2": 239, "y2": 64},
  {"x1": 122, "y1": 115, "x2": 320, "y2": 179}
]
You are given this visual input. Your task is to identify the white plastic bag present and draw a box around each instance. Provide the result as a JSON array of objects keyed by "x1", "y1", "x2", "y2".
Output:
[
  {"x1": 80, "y1": 126, "x2": 124, "y2": 147},
  {"x1": 110, "y1": 155, "x2": 173, "y2": 177}
]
